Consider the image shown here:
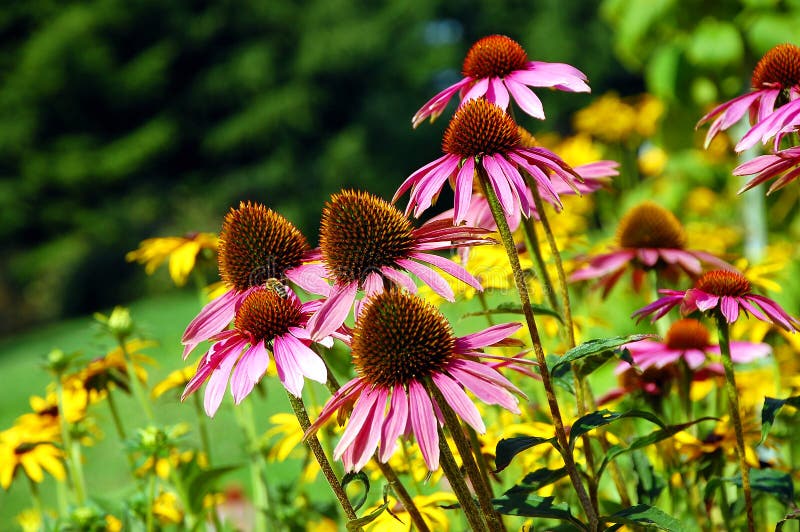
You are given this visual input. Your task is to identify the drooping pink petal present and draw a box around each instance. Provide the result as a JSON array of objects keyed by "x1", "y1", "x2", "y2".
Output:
[
  {"x1": 306, "y1": 378, "x2": 367, "y2": 437},
  {"x1": 719, "y1": 296, "x2": 740, "y2": 323},
  {"x1": 307, "y1": 282, "x2": 358, "y2": 341},
  {"x1": 691, "y1": 291, "x2": 720, "y2": 313},
  {"x1": 447, "y1": 360, "x2": 520, "y2": 413},
  {"x1": 455, "y1": 323, "x2": 522, "y2": 351},
  {"x1": 334, "y1": 386, "x2": 382, "y2": 462},
  {"x1": 393, "y1": 154, "x2": 450, "y2": 206},
  {"x1": 410, "y1": 252, "x2": 482, "y2": 291},
  {"x1": 396, "y1": 258, "x2": 455, "y2": 302},
  {"x1": 412, "y1": 77, "x2": 473, "y2": 128},
  {"x1": 381, "y1": 266, "x2": 418, "y2": 293},
  {"x1": 280, "y1": 333, "x2": 328, "y2": 385},
  {"x1": 570, "y1": 251, "x2": 635, "y2": 282},
  {"x1": 504, "y1": 77, "x2": 545, "y2": 119},
  {"x1": 286, "y1": 263, "x2": 331, "y2": 297},
  {"x1": 462, "y1": 77, "x2": 490, "y2": 103},
  {"x1": 453, "y1": 157, "x2": 475, "y2": 224},
  {"x1": 493, "y1": 154, "x2": 531, "y2": 217},
  {"x1": 486, "y1": 76, "x2": 510, "y2": 110},
  {"x1": 637, "y1": 249, "x2": 659, "y2": 267},
  {"x1": 408, "y1": 380, "x2": 440, "y2": 471},
  {"x1": 230, "y1": 341, "x2": 269, "y2": 405},
  {"x1": 410, "y1": 155, "x2": 460, "y2": 217},
  {"x1": 349, "y1": 387, "x2": 389, "y2": 472},
  {"x1": 482, "y1": 155, "x2": 515, "y2": 216},
  {"x1": 203, "y1": 349, "x2": 240, "y2": 417},
  {"x1": 748, "y1": 294, "x2": 799, "y2": 331},
  {"x1": 380, "y1": 389, "x2": 409, "y2": 462},
  {"x1": 510, "y1": 62, "x2": 589, "y2": 92},
  {"x1": 182, "y1": 289, "x2": 240, "y2": 358},
  {"x1": 431, "y1": 372, "x2": 485, "y2": 433}
]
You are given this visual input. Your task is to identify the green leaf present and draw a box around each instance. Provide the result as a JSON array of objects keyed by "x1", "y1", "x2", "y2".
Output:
[
  {"x1": 504, "y1": 467, "x2": 568, "y2": 495},
  {"x1": 186, "y1": 464, "x2": 241, "y2": 514},
  {"x1": 550, "y1": 334, "x2": 648, "y2": 379},
  {"x1": 686, "y1": 19, "x2": 743, "y2": 69},
  {"x1": 598, "y1": 417, "x2": 717, "y2": 477},
  {"x1": 604, "y1": 504, "x2": 686, "y2": 531},
  {"x1": 341, "y1": 471, "x2": 370, "y2": 512},
  {"x1": 463, "y1": 302, "x2": 562, "y2": 321},
  {"x1": 760, "y1": 395, "x2": 800, "y2": 443},
  {"x1": 776, "y1": 508, "x2": 800, "y2": 531},
  {"x1": 569, "y1": 409, "x2": 666, "y2": 449},
  {"x1": 492, "y1": 492, "x2": 586, "y2": 529},
  {"x1": 633, "y1": 451, "x2": 666, "y2": 505},
  {"x1": 494, "y1": 436, "x2": 556, "y2": 472},
  {"x1": 706, "y1": 469, "x2": 794, "y2": 505}
]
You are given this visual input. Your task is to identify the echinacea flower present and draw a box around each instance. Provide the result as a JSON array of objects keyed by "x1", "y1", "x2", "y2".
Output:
[
  {"x1": 634, "y1": 269, "x2": 800, "y2": 331},
  {"x1": 571, "y1": 202, "x2": 730, "y2": 296},
  {"x1": 697, "y1": 43, "x2": 800, "y2": 151},
  {"x1": 306, "y1": 289, "x2": 525, "y2": 472},
  {"x1": 182, "y1": 286, "x2": 331, "y2": 416},
  {"x1": 182, "y1": 202, "x2": 327, "y2": 358},
  {"x1": 733, "y1": 145, "x2": 800, "y2": 194},
  {"x1": 306, "y1": 189, "x2": 489, "y2": 340},
  {"x1": 397, "y1": 99, "x2": 581, "y2": 224},
  {"x1": 412, "y1": 34, "x2": 589, "y2": 127},
  {"x1": 126, "y1": 232, "x2": 218, "y2": 287},
  {"x1": 0, "y1": 421, "x2": 65, "y2": 489}
]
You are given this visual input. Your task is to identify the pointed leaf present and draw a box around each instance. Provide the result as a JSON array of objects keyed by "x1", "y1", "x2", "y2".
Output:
[
  {"x1": 494, "y1": 435, "x2": 557, "y2": 472},
  {"x1": 492, "y1": 492, "x2": 586, "y2": 529},
  {"x1": 760, "y1": 395, "x2": 800, "y2": 443},
  {"x1": 569, "y1": 409, "x2": 666, "y2": 449},
  {"x1": 550, "y1": 334, "x2": 650, "y2": 377},
  {"x1": 604, "y1": 504, "x2": 686, "y2": 531},
  {"x1": 776, "y1": 509, "x2": 800, "y2": 531},
  {"x1": 341, "y1": 471, "x2": 371, "y2": 512},
  {"x1": 463, "y1": 302, "x2": 562, "y2": 321},
  {"x1": 632, "y1": 450, "x2": 666, "y2": 505},
  {"x1": 706, "y1": 469, "x2": 793, "y2": 505},
  {"x1": 504, "y1": 467, "x2": 568, "y2": 496}
]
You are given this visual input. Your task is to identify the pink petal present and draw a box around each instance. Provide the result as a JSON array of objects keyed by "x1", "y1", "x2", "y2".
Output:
[
  {"x1": 203, "y1": 348, "x2": 240, "y2": 417},
  {"x1": 286, "y1": 263, "x2": 331, "y2": 297},
  {"x1": 412, "y1": 78, "x2": 473, "y2": 128},
  {"x1": 409, "y1": 251, "x2": 482, "y2": 291},
  {"x1": 381, "y1": 266, "x2": 418, "y2": 293},
  {"x1": 453, "y1": 157, "x2": 476, "y2": 224},
  {"x1": 462, "y1": 77, "x2": 489, "y2": 103},
  {"x1": 482, "y1": 156, "x2": 515, "y2": 216},
  {"x1": 431, "y1": 372, "x2": 485, "y2": 433},
  {"x1": 408, "y1": 380, "x2": 440, "y2": 471},
  {"x1": 487, "y1": 76, "x2": 510, "y2": 110},
  {"x1": 334, "y1": 386, "x2": 382, "y2": 462},
  {"x1": 272, "y1": 335, "x2": 303, "y2": 397},
  {"x1": 230, "y1": 341, "x2": 269, "y2": 405},
  {"x1": 350, "y1": 387, "x2": 389, "y2": 471},
  {"x1": 728, "y1": 341, "x2": 772, "y2": 363},
  {"x1": 182, "y1": 289, "x2": 240, "y2": 358},
  {"x1": 455, "y1": 323, "x2": 522, "y2": 351},
  {"x1": 447, "y1": 361, "x2": 520, "y2": 414},
  {"x1": 396, "y1": 258, "x2": 455, "y2": 302},
  {"x1": 720, "y1": 296, "x2": 740, "y2": 323},
  {"x1": 504, "y1": 78, "x2": 545, "y2": 119},
  {"x1": 280, "y1": 333, "x2": 328, "y2": 385},
  {"x1": 380, "y1": 389, "x2": 409, "y2": 462},
  {"x1": 307, "y1": 282, "x2": 358, "y2": 341},
  {"x1": 306, "y1": 378, "x2": 367, "y2": 437}
]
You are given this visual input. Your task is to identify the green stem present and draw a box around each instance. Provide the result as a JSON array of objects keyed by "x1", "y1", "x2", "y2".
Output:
[
  {"x1": 477, "y1": 290, "x2": 495, "y2": 325},
  {"x1": 715, "y1": 314, "x2": 755, "y2": 532},
  {"x1": 234, "y1": 400, "x2": 274, "y2": 531},
  {"x1": 119, "y1": 340, "x2": 155, "y2": 422},
  {"x1": 426, "y1": 378, "x2": 505, "y2": 531},
  {"x1": 288, "y1": 392, "x2": 360, "y2": 526},
  {"x1": 478, "y1": 168, "x2": 598, "y2": 530},
  {"x1": 146, "y1": 466, "x2": 156, "y2": 532},
  {"x1": 520, "y1": 215, "x2": 560, "y2": 312},
  {"x1": 27, "y1": 475, "x2": 43, "y2": 518},
  {"x1": 106, "y1": 392, "x2": 138, "y2": 473},
  {"x1": 56, "y1": 380, "x2": 87, "y2": 505},
  {"x1": 436, "y1": 425, "x2": 488, "y2": 531}
]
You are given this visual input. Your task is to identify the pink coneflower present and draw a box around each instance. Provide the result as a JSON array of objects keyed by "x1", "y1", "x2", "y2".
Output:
[
  {"x1": 634, "y1": 270, "x2": 800, "y2": 331},
  {"x1": 412, "y1": 34, "x2": 589, "y2": 128},
  {"x1": 733, "y1": 145, "x2": 800, "y2": 194},
  {"x1": 182, "y1": 286, "x2": 332, "y2": 417},
  {"x1": 697, "y1": 43, "x2": 800, "y2": 151},
  {"x1": 182, "y1": 202, "x2": 328, "y2": 358},
  {"x1": 305, "y1": 289, "x2": 525, "y2": 472},
  {"x1": 396, "y1": 99, "x2": 581, "y2": 224},
  {"x1": 306, "y1": 190, "x2": 490, "y2": 341},
  {"x1": 570, "y1": 202, "x2": 730, "y2": 296}
]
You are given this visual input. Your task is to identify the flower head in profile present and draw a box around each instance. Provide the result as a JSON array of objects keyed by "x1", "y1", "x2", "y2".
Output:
[
  {"x1": 413, "y1": 34, "x2": 589, "y2": 127},
  {"x1": 182, "y1": 202, "x2": 326, "y2": 358},
  {"x1": 127, "y1": 232, "x2": 218, "y2": 287},
  {"x1": 571, "y1": 202, "x2": 730, "y2": 296},
  {"x1": 697, "y1": 43, "x2": 800, "y2": 151},
  {"x1": 397, "y1": 99, "x2": 581, "y2": 224},
  {"x1": 634, "y1": 269, "x2": 800, "y2": 331},
  {"x1": 733, "y1": 145, "x2": 800, "y2": 195},
  {"x1": 306, "y1": 289, "x2": 525, "y2": 472},
  {"x1": 306, "y1": 190, "x2": 489, "y2": 340},
  {"x1": 182, "y1": 286, "x2": 331, "y2": 416}
]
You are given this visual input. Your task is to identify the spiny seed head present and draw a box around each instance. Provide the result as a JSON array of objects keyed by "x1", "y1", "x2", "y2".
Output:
[
  {"x1": 234, "y1": 289, "x2": 303, "y2": 342},
  {"x1": 442, "y1": 99, "x2": 521, "y2": 157},
  {"x1": 462, "y1": 35, "x2": 528, "y2": 79},
  {"x1": 665, "y1": 319, "x2": 711, "y2": 350},
  {"x1": 319, "y1": 190, "x2": 414, "y2": 285},
  {"x1": 218, "y1": 202, "x2": 310, "y2": 291},
  {"x1": 695, "y1": 270, "x2": 751, "y2": 297},
  {"x1": 617, "y1": 202, "x2": 686, "y2": 250},
  {"x1": 752, "y1": 44, "x2": 800, "y2": 89},
  {"x1": 352, "y1": 290, "x2": 455, "y2": 388}
]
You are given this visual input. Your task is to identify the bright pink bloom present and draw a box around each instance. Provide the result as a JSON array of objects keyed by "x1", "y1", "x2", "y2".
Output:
[
  {"x1": 412, "y1": 35, "x2": 589, "y2": 127},
  {"x1": 697, "y1": 44, "x2": 800, "y2": 151},
  {"x1": 570, "y1": 202, "x2": 730, "y2": 296},
  {"x1": 182, "y1": 202, "x2": 327, "y2": 358},
  {"x1": 397, "y1": 99, "x2": 581, "y2": 224},
  {"x1": 182, "y1": 287, "x2": 334, "y2": 417},
  {"x1": 634, "y1": 270, "x2": 800, "y2": 331},
  {"x1": 306, "y1": 190, "x2": 491, "y2": 341},
  {"x1": 306, "y1": 290, "x2": 526, "y2": 472},
  {"x1": 733, "y1": 145, "x2": 800, "y2": 194}
]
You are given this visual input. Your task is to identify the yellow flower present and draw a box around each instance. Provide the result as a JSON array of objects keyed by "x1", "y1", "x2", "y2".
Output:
[
  {"x1": 574, "y1": 93, "x2": 638, "y2": 143},
  {"x1": 684, "y1": 187, "x2": 718, "y2": 217},
  {"x1": 0, "y1": 422, "x2": 66, "y2": 489},
  {"x1": 126, "y1": 232, "x2": 218, "y2": 286},
  {"x1": 136, "y1": 447, "x2": 200, "y2": 480},
  {"x1": 151, "y1": 365, "x2": 196, "y2": 399},
  {"x1": 16, "y1": 509, "x2": 43, "y2": 532},
  {"x1": 363, "y1": 492, "x2": 458, "y2": 531},
  {"x1": 105, "y1": 514, "x2": 123, "y2": 532},
  {"x1": 673, "y1": 416, "x2": 760, "y2": 467},
  {"x1": 733, "y1": 242, "x2": 793, "y2": 295},
  {"x1": 75, "y1": 339, "x2": 156, "y2": 399},
  {"x1": 306, "y1": 517, "x2": 339, "y2": 532},
  {"x1": 552, "y1": 134, "x2": 603, "y2": 167},
  {"x1": 638, "y1": 144, "x2": 667, "y2": 176},
  {"x1": 634, "y1": 94, "x2": 665, "y2": 137},
  {"x1": 685, "y1": 222, "x2": 740, "y2": 258},
  {"x1": 27, "y1": 378, "x2": 91, "y2": 425},
  {"x1": 153, "y1": 490, "x2": 184, "y2": 524},
  {"x1": 265, "y1": 412, "x2": 322, "y2": 482}
]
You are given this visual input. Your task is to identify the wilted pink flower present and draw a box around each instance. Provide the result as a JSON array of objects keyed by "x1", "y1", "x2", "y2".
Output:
[
  {"x1": 412, "y1": 34, "x2": 589, "y2": 127},
  {"x1": 397, "y1": 99, "x2": 581, "y2": 224},
  {"x1": 306, "y1": 190, "x2": 490, "y2": 341},
  {"x1": 634, "y1": 270, "x2": 800, "y2": 331},
  {"x1": 571, "y1": 202, "x2": 729, "y2": 296},
  {"x1": 306, "y1": 290, "x2": 525, "y2": 472},
  {"x1": 182, "y1": 287, "x2": 334, "y2": 417},
  {"x1": 698, "y1": 43, "x2": 800, "y2": 151},
  {"x1": 182, "y1": 202, "x2": 328, "y2": 358},
  {"x1": 733, "y1": 145, "x2": 800, "y2": 194}
]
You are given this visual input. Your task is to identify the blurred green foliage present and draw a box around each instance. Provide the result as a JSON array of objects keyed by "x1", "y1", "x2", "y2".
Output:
[{"x1": 0, "y1": 0, "x2": 627, "y2": 334}]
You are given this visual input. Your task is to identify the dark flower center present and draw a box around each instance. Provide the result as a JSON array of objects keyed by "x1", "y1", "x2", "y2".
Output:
[
  {"x1": 352, "y1": 290, "x2": 455, "y2": 388},
  {"x1": 665, "y1": 319, "x2": 711, "y2": 350},
  {"x1": 234, "y1": 289, "x2": 303, "y2": 342},
  {"x1": 462, "y1": 35, "x2": 529, "y2": 79},
  {"x1": 694, "y1": 270, "x2": 751, "y2": 297},
  {"x1": 319, "y1": 190, "x2": 415, "y2": 285},
  {"x1": 752, "y1": 44, "x2": 800, "y2": 90},
  {"x1": 442, "y1": 99, "x2": 521, "y2": 157},
  {"x1": 218, "y1": 202, "x2": 310, "y2": 292},
  {"x1": 617, "y1": 202, "x2": 686, "y2": 250}
]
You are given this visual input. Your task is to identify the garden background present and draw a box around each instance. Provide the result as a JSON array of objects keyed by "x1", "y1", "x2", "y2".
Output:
[{"x1": 2, "y1": 0, "x2": 800, "y2": 529}]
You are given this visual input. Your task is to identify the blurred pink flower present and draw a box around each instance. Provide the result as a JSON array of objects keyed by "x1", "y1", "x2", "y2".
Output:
[{"x1": 412, "y1": 34, "x2": 589, "y2": 127}]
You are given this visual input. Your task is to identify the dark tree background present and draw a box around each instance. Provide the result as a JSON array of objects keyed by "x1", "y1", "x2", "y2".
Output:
[{"x1": 0, "y1": 0, "x2": 630, "y2": 335}]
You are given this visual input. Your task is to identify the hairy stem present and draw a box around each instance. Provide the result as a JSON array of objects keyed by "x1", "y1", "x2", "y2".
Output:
[{"x1": 437, "y1": 425, "x2": 489, "y2": 531}]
